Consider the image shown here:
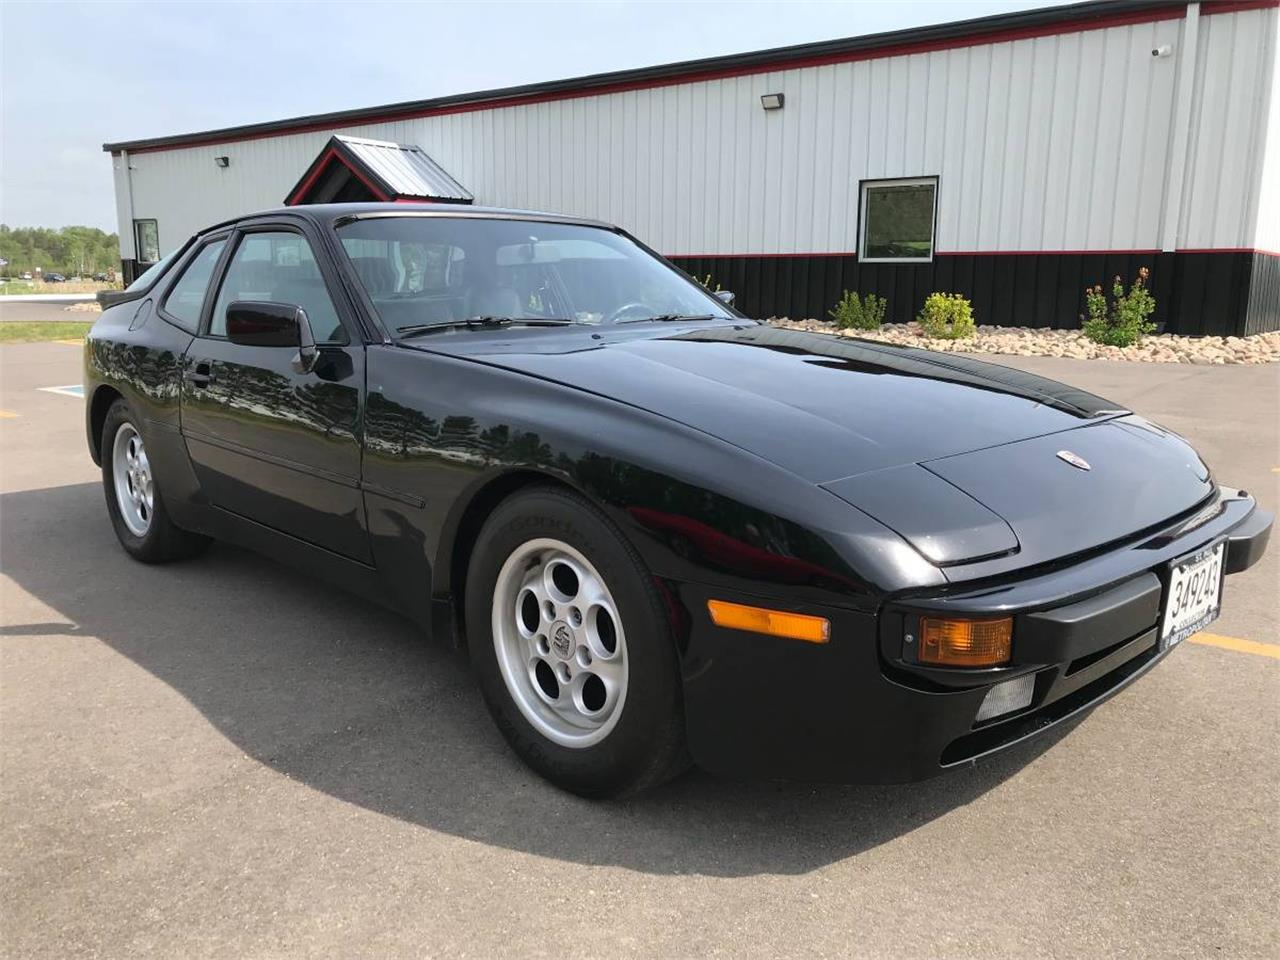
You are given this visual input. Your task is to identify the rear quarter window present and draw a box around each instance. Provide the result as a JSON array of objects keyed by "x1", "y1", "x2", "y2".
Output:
[{"x1": 161, "y1": 240, "x2": 227, "y2": 332}]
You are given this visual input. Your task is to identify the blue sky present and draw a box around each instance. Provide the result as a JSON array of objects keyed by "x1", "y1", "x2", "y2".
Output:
[{"x1": 1, "y1": 0, "x2": 1058, "y2": 232}]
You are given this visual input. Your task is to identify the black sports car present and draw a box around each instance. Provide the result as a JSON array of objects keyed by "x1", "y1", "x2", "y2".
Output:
[{"x1": 84, "y1": 203, "x2": 1272, "y2": 797}]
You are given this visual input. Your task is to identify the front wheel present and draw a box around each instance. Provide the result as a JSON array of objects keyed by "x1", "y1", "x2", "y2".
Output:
[
  {"x1": 101, "y1": 399, "x2": 210, "y2": 563},
  {"x1": 466, "y1": 487, "x2": 688, "y2": 797}
]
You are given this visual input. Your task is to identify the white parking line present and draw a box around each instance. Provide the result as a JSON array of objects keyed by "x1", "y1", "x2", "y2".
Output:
[{"x1": 38, "y1": 384, "x2": 84, "y2": 399}]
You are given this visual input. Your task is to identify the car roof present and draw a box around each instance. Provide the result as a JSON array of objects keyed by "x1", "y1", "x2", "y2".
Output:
[{"x1": 201, "y1": 202, "x2": 616, "y2": 237}]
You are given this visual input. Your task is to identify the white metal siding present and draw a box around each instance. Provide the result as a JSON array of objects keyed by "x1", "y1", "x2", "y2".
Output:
[
  {"x1": 112, "y1": 154, "x2": 135, "y2": 260},
  {"x1": 1179, "y1": 5, "x2": 1277, "y2": 248},
  {"x1": 1249, "y1": 7, "x2": 1280, "y2": 251},
  {"x1": 117, "y1": 7, "x2": 1276, "y2": 260}
]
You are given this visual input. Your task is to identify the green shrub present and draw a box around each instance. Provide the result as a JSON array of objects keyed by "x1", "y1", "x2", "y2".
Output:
[
  {"x1": 828, "y1": 290, "x2": 888, "y2": 330},
  {"x1": 918, "y1": 293, "x2": 975, "y2": 339},
  {"x1": 1081, "y1": 268, "x2": 1157, "y2": 347}
]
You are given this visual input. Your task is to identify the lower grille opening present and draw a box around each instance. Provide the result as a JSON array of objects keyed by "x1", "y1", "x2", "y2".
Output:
[
  {"x1": 940, "y1": 642, "x2": 1161, "y2": 766},
  {"x1": 1066, "y1": 633, "x2": 1140, "y2": 676}
]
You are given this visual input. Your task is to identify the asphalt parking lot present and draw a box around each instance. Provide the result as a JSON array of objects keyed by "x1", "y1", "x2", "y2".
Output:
[{"x1": 1, "y1": 340, "x2": 1277, "y2": 959}]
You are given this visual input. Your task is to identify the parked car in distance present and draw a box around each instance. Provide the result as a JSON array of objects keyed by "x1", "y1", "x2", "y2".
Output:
[
  {"x1": 19, "y1": 271, "x2": 33, "y2": 280},
  {"x1": 43, "y1": 273, "x2": 66, "y2": 283},
  {"x1": 82, "y1": 203, "x2": 1273, "y2": 797},
  {"x1": 93, "y1": 272, "x2": 110, "y2": 282}
]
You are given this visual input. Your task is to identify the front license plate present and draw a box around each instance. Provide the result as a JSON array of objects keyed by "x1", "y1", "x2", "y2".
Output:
[{"x1": 1160, "y1": 540, "x2": 1225, "y2": 650}]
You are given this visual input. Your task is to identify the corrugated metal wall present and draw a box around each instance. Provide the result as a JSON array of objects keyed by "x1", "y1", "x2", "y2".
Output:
[
  {"x1": 118, "y1": 6, "x2": 1276, "y2": 264},
  {"x1": 1249, "y1": 5, "x2": 1280, "y2": 252}
]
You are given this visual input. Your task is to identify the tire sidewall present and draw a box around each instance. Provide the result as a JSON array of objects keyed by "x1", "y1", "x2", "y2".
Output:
[
  {"x1": 101, "y1": 400, "x2": 165, "y2": 559},
  {"x1": 467, "y1": 489, "x2": 682, "y2": 796}
]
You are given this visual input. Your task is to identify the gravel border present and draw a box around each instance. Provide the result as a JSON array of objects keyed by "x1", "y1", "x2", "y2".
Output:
[
  {"x1": 61, "y1": 299, "x2": 1277, "y2": 362},
  {"x1": 770, "y1": 319, "x2": 1280, "y2": 365}
]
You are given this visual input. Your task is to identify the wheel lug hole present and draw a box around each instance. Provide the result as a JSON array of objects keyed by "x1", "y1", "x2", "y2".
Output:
[
  {"x1": 536, "y1": 635, "x2": 550, "y2": 656},
  {"x1": 569, "y1": 606, "x2": 583, "y2": 627},
  {"x1": 576, "y1": 647, "x2": 592, "y2": 668},
  {"x1": 543, "y1": 600, "x2": 556, "y2": 621},
  {"x1": 556, "y1": 662, "x2": 571, "y2": 684}
]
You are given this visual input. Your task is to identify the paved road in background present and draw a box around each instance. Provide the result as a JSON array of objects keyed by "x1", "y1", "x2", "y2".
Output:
[
  {"x1": 2, "y1": 341, "x2": 1277, "y2": 959},
  {"x1": 0, "y1": 300, "x2": 94, "y2": 322}
]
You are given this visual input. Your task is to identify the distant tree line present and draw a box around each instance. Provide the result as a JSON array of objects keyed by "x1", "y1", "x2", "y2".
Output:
[{"x1": 0, "y1": 225, "x2": 120, "y2": 276}]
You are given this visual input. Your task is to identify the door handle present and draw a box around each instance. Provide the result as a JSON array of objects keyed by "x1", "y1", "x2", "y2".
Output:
[{"x1": 184, "y1": 362, "x2": 215, "y2": 387}]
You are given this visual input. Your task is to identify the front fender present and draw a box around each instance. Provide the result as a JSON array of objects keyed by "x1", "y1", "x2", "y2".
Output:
[{"x1": 362, "y1": 346, "x2": 940, "y2": 637}]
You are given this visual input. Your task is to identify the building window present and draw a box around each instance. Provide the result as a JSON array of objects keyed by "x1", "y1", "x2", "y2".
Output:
[
  {"x1": 134, "y1": 219, "x2": 160, "y2": 263},
  {"x1": 859, "y1": 178, "x2": 937, "y2": 262}
]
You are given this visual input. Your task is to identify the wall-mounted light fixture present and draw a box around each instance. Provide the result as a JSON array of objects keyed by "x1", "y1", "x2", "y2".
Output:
[
  {"x1": 760, "y1": 93, "x2": 785, "y2": 111},
  {"x1": 214, "y1": 156, "x2": 231, "y2": 168}
]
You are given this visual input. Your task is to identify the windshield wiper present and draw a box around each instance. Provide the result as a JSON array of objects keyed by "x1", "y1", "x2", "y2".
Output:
[
  {"x1": 616, "y1": 313, "x2": 719, "y2": 324},
  {"x1": 395, "y1": 317, "x2": 576, "y2": 338}
]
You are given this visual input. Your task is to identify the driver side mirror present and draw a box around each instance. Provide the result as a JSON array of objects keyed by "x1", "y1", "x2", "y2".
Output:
[
  {"x1": 714, "y1": 289, "x2": 736, "y2": 307},
  {"x1": 226, "y1": 300, "x2": 318, "y2": 374}
]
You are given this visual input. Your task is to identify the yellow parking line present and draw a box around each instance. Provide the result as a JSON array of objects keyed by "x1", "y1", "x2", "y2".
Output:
[
  {"x1": 0, "y1": 409, "x2": 17, "y2": 419},
  {"x1": 1188, "y1": 633, "x2": 1280, "y2": 660}
]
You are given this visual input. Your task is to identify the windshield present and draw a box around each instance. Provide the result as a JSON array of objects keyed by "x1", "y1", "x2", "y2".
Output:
[{"x1": 336, "y1": 216, "x2": 735, "y2": 334}]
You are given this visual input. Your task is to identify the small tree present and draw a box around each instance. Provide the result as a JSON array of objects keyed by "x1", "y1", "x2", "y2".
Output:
[
  {"x1": 1081, "y1": 268, "x2": 1157, "y2": 347},
  {"x1": 828, "y1": 290, "x2": 888, "y2": 330}
]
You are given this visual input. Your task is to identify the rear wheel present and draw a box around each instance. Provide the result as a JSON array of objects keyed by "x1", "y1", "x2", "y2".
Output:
[
  {"x1": 466, "y1": 487, "x2": 688, "y2": 797},
  {"x1": 101, "y1": 399, "x2": 210, "y2": 563}
]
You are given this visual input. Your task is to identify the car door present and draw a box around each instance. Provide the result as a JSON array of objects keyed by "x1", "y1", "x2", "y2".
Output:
[{"x1": 177, "y1": 221, "x2": 372, "y2": 563}]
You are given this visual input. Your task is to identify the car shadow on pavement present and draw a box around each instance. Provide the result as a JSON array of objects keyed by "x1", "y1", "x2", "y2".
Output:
[{"x1": 1, "y1": 483, "x2": 1075, "y2": 878}]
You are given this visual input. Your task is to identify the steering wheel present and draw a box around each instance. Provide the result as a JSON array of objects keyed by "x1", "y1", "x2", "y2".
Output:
[{"x1": 607, "y1": 302, "x2": 657, "y2": 323}]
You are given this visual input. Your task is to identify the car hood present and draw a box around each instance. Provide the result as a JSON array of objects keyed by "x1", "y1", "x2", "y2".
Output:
[
  {"x1": 429, "y1": 323, "x2": 1128, "y2": 484},
  {"x1": 423, "y1": 323, "x2": 1214, "y2": 567}
]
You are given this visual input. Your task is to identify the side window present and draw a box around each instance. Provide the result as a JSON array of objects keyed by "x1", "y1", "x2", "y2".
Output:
[
  {"x1": 161, "y1": 239, "x2": 226, "y2": 332},
  {"x1": 210, "y1": 231, "x2": 347, "y2": 344}
]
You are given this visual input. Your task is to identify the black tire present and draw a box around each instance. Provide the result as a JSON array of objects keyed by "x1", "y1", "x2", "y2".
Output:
[
  {"x1": 101, "y1": 399, "x2": 210, "y2": 563},
  {"x1": 466, "y1": 486, "x2": 689, "y2": 798}
]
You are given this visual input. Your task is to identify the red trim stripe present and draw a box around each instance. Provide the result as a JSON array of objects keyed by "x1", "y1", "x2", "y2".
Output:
[
  {"x1": 1201, "y1": 0, "x2": 1278, "y2": 15},
  {"x1": 119, "y1": 2, "x2": 1280, "y2": 157},
  {"x1": 1176, "y1": 246, "x2": 1280, "y2": 256},
  {"x1": 666, "y1": 247, "x2": 1276, "y2": 259},
  {"x1": 287, "y1": 147, "x2": 389, "y2": 204},
  {"x1": 670, "y1": 251, "x2": 858, "y2": 259},
  {"x1": 935, "y1": 248, "x2": 1162, "y2": 256}
]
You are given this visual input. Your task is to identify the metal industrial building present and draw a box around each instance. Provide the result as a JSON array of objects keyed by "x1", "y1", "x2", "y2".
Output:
[{"x1": 104, "y1": 0, "x2": 1279, "y2": 335}]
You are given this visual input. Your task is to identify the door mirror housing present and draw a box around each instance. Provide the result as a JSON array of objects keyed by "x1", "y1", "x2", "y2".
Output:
[
  {"x1": 714, "y1": 289, "x2": 736, "y2": 307},
  {"x1": 225, "y1": 300, "x2": 318, "y2": 373},
  {"x1": 226, "y1": 301, "x2": 303, "y2": 347}
]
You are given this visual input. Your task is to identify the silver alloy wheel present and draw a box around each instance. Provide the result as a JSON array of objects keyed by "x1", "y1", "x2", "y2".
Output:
[
  {"x1": 491, "y1": 537, "x2": 629, "y2": 748},
  {"x1": 111, "y1": 422, "x2": 154, "y2": 537}
]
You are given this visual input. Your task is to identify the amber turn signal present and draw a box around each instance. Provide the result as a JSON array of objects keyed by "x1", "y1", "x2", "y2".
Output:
[
  {"x1": 707, "y1": 600, "x2": 830, "y2": 643},
  {"x1": 918, "y1": 616, "x2": 1013, "y2": 667}
]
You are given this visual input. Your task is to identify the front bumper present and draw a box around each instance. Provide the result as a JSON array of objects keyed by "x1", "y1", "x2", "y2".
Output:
[{"x1": 676, "y1": 488, "x2": 1272, "y2": 783}]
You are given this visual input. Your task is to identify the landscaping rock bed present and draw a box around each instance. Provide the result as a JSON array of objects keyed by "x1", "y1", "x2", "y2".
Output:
[{"x1": 770, "y1": 319, "x2": 1280, "y2": 365}]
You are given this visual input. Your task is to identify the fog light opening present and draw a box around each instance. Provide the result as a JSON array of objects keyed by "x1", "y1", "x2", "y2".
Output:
[{"x1": 974, "y1": 673, "x2": 1036, "y2": 724}]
